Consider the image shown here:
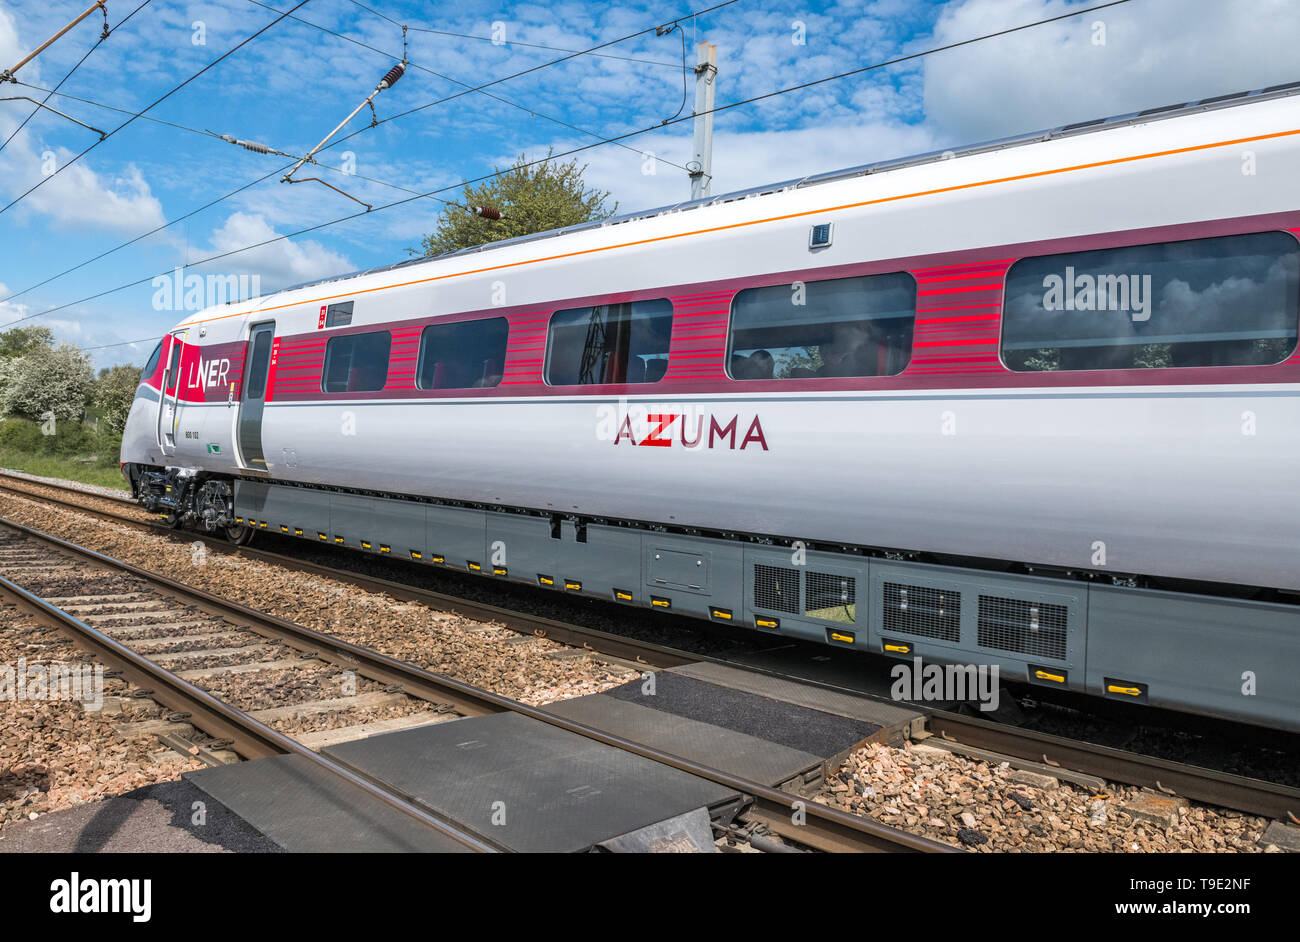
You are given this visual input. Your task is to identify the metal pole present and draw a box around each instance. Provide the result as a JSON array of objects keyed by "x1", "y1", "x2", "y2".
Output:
[
  {"x1": 688, "y1": 41, "x2": 717, "y2": 200},
  {"x1": 1, "y1": 1, "x2": 107, "y2": 84}
]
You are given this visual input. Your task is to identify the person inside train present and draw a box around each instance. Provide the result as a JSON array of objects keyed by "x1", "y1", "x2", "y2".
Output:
[
  {"x1": 818, "y1": 322, "x2": 873, "y2": 376},
  {"x1": 747, "y1": 349, "x2": 775, "y2": 379}
]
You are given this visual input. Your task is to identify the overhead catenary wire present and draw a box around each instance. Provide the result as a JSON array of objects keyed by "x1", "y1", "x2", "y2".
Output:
[
  {"x1": 0, "y1": 0, "x2": 1136, "y2": 334},
  {"x1": 346, "y1": 0, "x2": 683, "y2": 69},
  {"x1": 244, "y1": 0, "x2": 693, "y2": 173},
  {"x1": 311, "y1": 0, "x2": 747, "y2": 151},
  {"x1": 0, "y1": 0, "x2": 315, "y2": 219},
  {"x1": 0, "y1": 0, "x2": 734, "y2": 309},
  {"x1": 0, "y1": 0, "x2": 153, "y2": 154},
  {"x1": 0, "y1": 1, "x2": 108, "y2": 84},
  {"x1": 280, "y1": 58, "x2": 409, "y2": 209},
  {"x1": 10, "y1": 79, "x2": 463, "y2": 211}
]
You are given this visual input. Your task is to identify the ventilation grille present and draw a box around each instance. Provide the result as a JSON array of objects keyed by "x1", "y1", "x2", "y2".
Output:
[
  {"x1": 977, "y1": 596, "x2": 1068, "y2": 660},
  {"x1": 754, "y1": 564, "x2": 800, "y2": 614},
  {"x1": 882, "y1": 582, "x2": 960, "y2": 642},
  {"x1": 806, "y1": 571, "x2": 855, "y2": 624}
]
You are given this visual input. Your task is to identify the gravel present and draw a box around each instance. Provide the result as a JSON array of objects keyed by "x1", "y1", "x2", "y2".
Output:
[
  {"x1": 0, "y1": 469, "x2": 132, "y2": 501},
  {"x1": 2, "y1": 481, "x2": 1289, "y2": 855},
  {"x1": 819, "y1": 740, "x2": 1271, "y2": 852},
  {"x1": 0, "y1": 603, "x2": 203, "y2": 835},
  {"x1": 0, "y1": 490, "x2": 641, "y2": 708}
]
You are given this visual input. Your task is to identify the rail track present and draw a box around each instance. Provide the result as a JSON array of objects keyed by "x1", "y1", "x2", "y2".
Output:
[
  {"x1": 0, "y1": 510, "x2": 948, "y2": 853},
  {"x1": 2, "y1": 469, "x2": 1297, "y2": 825}
]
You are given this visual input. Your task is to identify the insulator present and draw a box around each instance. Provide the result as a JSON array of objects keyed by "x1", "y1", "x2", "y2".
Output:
[
  {"x1": 219, "y1": 134, "x2": 272, "y2": 154},
  {"x1": 379, "y1": 62, "x2": 406, "y2": 89},
  {"x1": 473, "y1": 205, "x2": 502, "y2": 220}
]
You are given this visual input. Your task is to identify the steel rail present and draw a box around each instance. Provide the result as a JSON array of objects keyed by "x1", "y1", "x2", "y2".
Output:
[
  {"x1": 5, "y1": 473, "x2": 1295, "y2": 823},
  {"x1": 0, "y1": 573, "x2": 503, "y2": 852},
  {"x1": 924, "y1": 711, "x2": 1299, "y2": 821},
  {"x1": 0, "y1": 474, "x2": 698, "y2": 666},
  {"x1": 0, "y1": 514, "x2": 948, "y2": 853}
]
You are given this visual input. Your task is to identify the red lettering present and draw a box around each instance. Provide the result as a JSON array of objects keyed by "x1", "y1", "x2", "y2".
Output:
[
  {"x1": 614, "y1": 415, "x2": 636, "y2": 445},
  {"x1": 740, "y1": 416, "x2": 769, "y2": 450},
  {"x1": 680, "y1": 415, "x2": 703, "y2": 447},
  {"x1": 638, "y1": 413, "x2": 677, "y2": 447},
  {"x1": 708, "y1": 414, "x2": 738, "y2": 449}
]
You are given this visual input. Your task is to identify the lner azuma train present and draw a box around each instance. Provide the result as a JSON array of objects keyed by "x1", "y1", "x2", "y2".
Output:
[{"x1": 123, "y1": 83, "x2": 1300, "y2": 731}]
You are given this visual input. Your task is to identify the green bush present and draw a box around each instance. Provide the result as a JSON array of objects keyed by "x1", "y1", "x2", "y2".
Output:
[
  {"x1": 0, "y1": 418, "x2": 126, "y2": 487},
  {"x1": 0, "y1": 418, "x2": 43, "y2": 452},
  {"x1": 0, "y1": 417, "x2": 123, "y2": 462}
]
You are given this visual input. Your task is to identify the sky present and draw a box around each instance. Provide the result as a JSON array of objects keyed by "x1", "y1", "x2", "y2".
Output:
[{"x1": 0, "y1": 0, "x2": 1297, "y2": 368}]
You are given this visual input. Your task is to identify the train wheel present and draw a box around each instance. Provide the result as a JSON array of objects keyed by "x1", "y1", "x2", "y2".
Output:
[
  {"x1": 224, "y1": 522, "x2": 254, "y2": 545},
  {"x1": 161, "y1": 511, "x2": 183, "y2": 529}
]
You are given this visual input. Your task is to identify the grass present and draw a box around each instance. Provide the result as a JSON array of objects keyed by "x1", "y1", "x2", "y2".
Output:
[{"x1": 0, "y1": 450, "x2": 130, "y2": 489}]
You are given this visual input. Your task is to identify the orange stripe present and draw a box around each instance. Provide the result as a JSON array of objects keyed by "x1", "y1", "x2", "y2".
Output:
[{"x1": 176, "y1": 125, "x2": 1300, "y2": 330}]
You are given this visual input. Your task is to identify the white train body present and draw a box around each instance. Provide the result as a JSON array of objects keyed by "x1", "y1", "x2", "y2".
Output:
[{"x1": 121, "y1": 86, "x2": 1300, "y2": 729}]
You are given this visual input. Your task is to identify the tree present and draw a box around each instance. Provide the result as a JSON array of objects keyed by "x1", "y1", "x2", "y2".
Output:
[
  {"x1": 93, "y1": 364, "x2": 143, "y2": 434},
  {"x1": 414, "y1": 150, "x2": 617, "y2": 256},
  {"x1": 0, "y1": 326, "x2": 54, "y2": 359},
  {"x1": 0, "y1": 342, "x2": 94, "y2": 423}
]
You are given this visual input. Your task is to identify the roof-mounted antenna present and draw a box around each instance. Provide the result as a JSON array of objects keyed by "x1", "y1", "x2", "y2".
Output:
[{"x1": 281, "y1": 56, "x2": 409, "y2": 210}]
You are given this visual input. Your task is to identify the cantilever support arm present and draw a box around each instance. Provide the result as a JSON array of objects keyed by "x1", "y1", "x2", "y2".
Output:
[
  {"x1": 281, "y1": 62, "x2": 406, "y2": 184},
  {"x1": 1, "y1": 1, "x2": 108, "y2": 84},
  {"x1": 0, "y1": 96, "x2": 106, "y2": 139}
]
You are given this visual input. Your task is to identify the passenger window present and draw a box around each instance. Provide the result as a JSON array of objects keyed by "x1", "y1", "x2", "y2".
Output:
[
  {"x1": 545, "y1": 299, "x2": 674, "y2": 385},
  {"x1": 322, "y1": 331, "x2": 391, "y2": 392},
  {"x1": 727, "y1": 273, "x2": 916, "y2": 379},
  {"x1": 1002, "y1": 232, "x2": 1300, "y2": 371},
  {"x1": 417, "y1": 317, "x2": 509, "y2": 390}
]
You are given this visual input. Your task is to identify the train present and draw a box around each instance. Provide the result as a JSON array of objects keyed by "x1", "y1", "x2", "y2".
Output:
[{"x1": 121, "y1": 82, "x2": 1300, "y2": 731}]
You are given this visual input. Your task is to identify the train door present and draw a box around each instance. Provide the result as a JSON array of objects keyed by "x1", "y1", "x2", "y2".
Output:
[
  {"x1": 155, "y1": 329, "x2": 187, "y2": 456},
  {"x1": 236, "y1": 322, "x2": 275, "y2": 470}
]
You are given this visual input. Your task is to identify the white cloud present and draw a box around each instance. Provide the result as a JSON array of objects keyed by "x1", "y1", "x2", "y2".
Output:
[
  {"x1": 194, "y1": 211, "x2": 354, "y2": 289},
  {"x1": 0, "y1": 282, "x2": 30, "y2": 326},
  {"x1": 923, "y1": 0, "x2": 1300, "y2": 144},
  {"x1": 0, "y1": 7, "x2": 166, "y2": 236},
  {"x1": 16, "y1": 157, "x2": 167, "y2": 234},
  {"x1": 490, "y1": 117, "x2": 936, "y2": 216}
]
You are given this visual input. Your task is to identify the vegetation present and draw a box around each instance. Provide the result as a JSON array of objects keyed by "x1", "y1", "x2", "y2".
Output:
[
  {"x1": 93, "y1": 364, "x2": 144, "y2": 434},
  {"x1": 0, "y1": 327, "x2": 137, "y2": 489},
  {"x1": 413, "y1": 150, "x2": 617, "y2": 256}
]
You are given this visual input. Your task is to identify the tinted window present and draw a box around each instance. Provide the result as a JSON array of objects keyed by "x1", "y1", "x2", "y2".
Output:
[
  {"x1": 323, "y1": 331, "x2": 391, "y2": 392},
  {"x1": 727, "y1": 273, "x2": 916, "y2": 379},
  {"x1": 143, "y1": 341, "x2": 162, "y2": 379},
  {"x1": 417, "y1": 318, "x2": 509, "y2": 390},
  {"x1": 325, "y1": 301, "x2": 353, "y2": 328},
  {"x1": 1002, "y1": 232, "x2": 1300, "y2": 371},
  {"x1": 165, "y1": 337, "x2": 183, "y2": 390},
  {"x1": 545, "y1": 299, "x2": 673, "y2": 385},
  {"x1": 246, "y1": 330, "x2": 272, "y2": 400}
]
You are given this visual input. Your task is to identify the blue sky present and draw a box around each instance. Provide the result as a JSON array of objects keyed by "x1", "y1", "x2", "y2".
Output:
[{"x1": 0, "y1": 0, "x2": 1297, "y2": 368}]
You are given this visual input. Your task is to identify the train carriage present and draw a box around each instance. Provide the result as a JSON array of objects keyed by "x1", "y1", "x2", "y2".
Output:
[{"x1": 122, "y1": 83, "x2": 1300, "y2": 730}]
